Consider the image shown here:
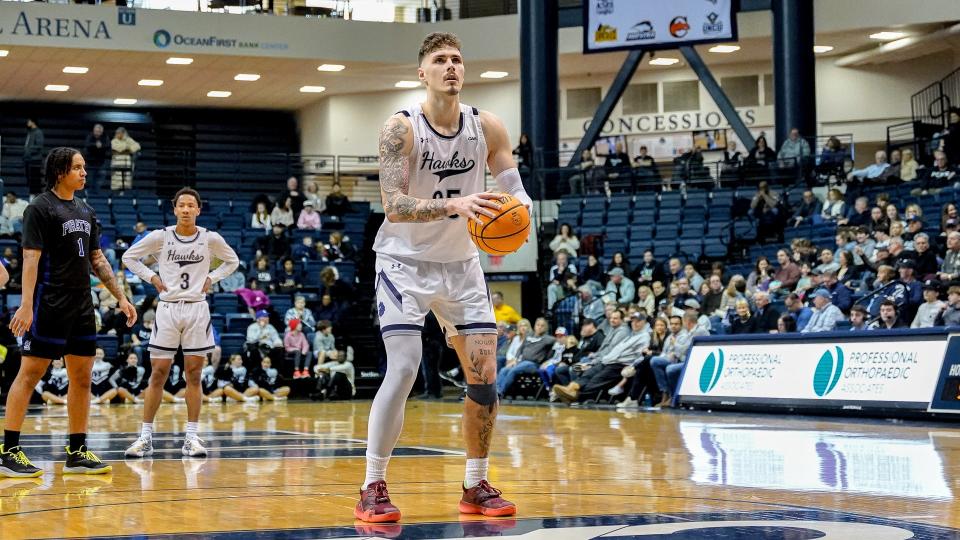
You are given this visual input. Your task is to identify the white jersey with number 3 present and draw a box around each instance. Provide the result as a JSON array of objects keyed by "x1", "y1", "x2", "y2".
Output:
[
  {"x1": 373, "y1": 102, "x2": 488, "y2": 263},
  {"x1": 122, "y1": 226, "x2": 240, "y2": 303}
]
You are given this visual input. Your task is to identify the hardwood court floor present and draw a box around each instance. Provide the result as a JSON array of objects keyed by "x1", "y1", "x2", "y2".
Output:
[{"x1": 0, "y1": 400, "x2": 958, "y2": 539}]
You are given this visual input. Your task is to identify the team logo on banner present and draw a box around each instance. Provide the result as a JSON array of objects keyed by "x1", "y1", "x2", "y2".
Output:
[
  {"x1": 703, "y1": 12, "x2": 724, "y2": 34},
  {"x1": 153, "y1": 29, "x2": 171, "y2": 48},
  {"x1": 699, "y1": 349, "x2": 724, "y2": 393},
  {"x1": 669, "y1": 16, "x2": 690, "y2": 38},
  {"x1": 594, "y1": 24, "x2": 618, "y2": 42},
  {"x1": 813, "y1": 346, "x2": 844, "y2": 397},
  {"x1": 595, "y1": 0, "x2": 614, "y2": 15},
  {"x1": 626, "y1": 21, "x2": 656, "y2": 41}
]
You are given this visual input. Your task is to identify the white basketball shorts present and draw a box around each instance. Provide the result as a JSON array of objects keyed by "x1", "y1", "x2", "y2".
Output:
[
  {"x1": 375, "y1": 253, "x2": 496, "y2": 339},
  {"x1": 149, "y1": 300, "x2": 215, "y2": 357}
]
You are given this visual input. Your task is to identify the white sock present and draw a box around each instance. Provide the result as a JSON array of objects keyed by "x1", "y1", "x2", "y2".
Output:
[
  {"x1": 464, "y1": 458, "x2": 488, "y2": 488},
  {"x1": 185, "y1": 422, "x2": 199, "y2": 440},
  {"x1": 363, "y1": 453, "x2": 391, "y2": 489},
  {"x1": 140, "y1": 423, "x2": 153, "y2": 440}
]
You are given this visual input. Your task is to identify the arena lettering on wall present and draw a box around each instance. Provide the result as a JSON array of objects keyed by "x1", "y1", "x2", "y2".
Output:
[
  {"x1": 0, "y1": 10, "x2": 111, "y2": 39},
  {"x1": 581, "y1": 109, "x2": 757, "y2": 135}
]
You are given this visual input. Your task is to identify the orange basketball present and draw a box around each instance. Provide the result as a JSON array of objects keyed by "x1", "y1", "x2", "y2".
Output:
[{"x1": 467, "y1": 193, "x2": 530, "y2": 255}]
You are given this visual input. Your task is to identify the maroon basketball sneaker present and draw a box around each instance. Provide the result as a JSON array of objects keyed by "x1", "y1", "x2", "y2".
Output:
[
  {"x1": 458, "y1": 480, "x2": 517, "y2": 517},
  {"x1": 354, "y1": 480, "x2": 402, "y2": 523}
]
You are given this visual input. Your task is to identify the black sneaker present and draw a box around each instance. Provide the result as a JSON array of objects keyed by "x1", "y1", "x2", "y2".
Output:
[
  {"x1": 0, "y1": 445, "x2": 43, "y2": 478},
  {"x1": 63, "y1": 446, "x2": 112, "y2": 475}
]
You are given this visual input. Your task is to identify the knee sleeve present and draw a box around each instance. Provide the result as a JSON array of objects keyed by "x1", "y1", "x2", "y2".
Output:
[{"x1": 466, "y1": 383, "x2": 498, "y2": 406}]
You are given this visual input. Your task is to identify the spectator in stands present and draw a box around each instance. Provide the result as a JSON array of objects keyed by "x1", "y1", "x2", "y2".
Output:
[
  {"x1": 682, "y1": 299, "x2": 711, "y2": 333},
  {"x1": 491, "y1": 291, "x2": 521, "y2": 324},
  {"x1": 912, "y1": 233, "x2": 939, "y2": 280},
  {"x1": 817, "y1": 136, "x2": 847, "y2": 178},
  {"x1": 633, "y1": 145, "x2": 660, "y2": 184},
  {"x1": 721, "y1": 140, "x2": 742, "y2": 180},
  {"x1": 667, "y1": 258, "x2": 684, "y2": 283},
  {"x1": 820, "y1": 189, "x2": 846, "y2": 223},
  {"x1": 577, "y1": 285, "x2": 606, "y2": 323},
  {"x1": 869, "y1": 206, "x2": 890, "y2": 235},
  {"x1": 851, "y1": 227, "x2": 876, "y2": 266},
  {"x1": 547, "y1": 251, "x2": 578, "y2": 309},
  {"x1": 548, "y1": 223, "x2": 580, "y2": 257},
  {"x1": 919, "y1": 151, "x2": 959, "y2": 196},
  {"x1": 276, "y1": 259, "x2": 302, "y2": 294},
  {"x1": 879, "y1": 149, "x2": 902, "y2": 183},
  {"x1": 0, "y1": 192, "x2": 28, "y2": 235},
  {"x1": 912, "y1": 281, "x2": 945, "y2": 328},
  {"x1": 581, "y1": 254, "x2": 604, "y2": 287},
  {"x1": 746, "y1": 256, "x2": 773, "y2": 295},
  {"x1": 683, "y1": 263, "x2": 704, "y2": 293},
  {"x1": 271, "y1": 197, "x2": 295, "y2": 228},
  {"x1": 292, "y1": 236, "x2": 317, "y2": 263},
  {"x1": 569, "y1": 149, "x2": 602, "y2": 195},
  {"x1": 898, "y1": 260, "x2": 923, "y2": 318},
  {"x1": 304, "y1": 181, "x2": 325, "y2": 213},
  {"x1": 496, "y1": 317, "x2": 555, "y2": 397},
  {"x1": 5, "y1": 256, "x2": 22, "y2": 293},
  {"x1": 245, "y1": 309, "x2": 284, "y2": 365},
  {"x1": 313, "y1": 342, "x2": 356, "y2": 400},
  {"x1": 821, "y1": 270, "x2": 853, "y2": 312},
  {"x1": 777, "y1": 127, "x2": 811, "y2": 167},
  {"x1": 869, "y1": 299, "x2": 907, "y2": 330},
  {"x1": 284, "y1": 295, "x2": 316, "y2": 330},
  {"x1": 633, "y1": 250, "x2": 665, "y2": 287},
  {"x1": 784, "y1": 293, "x2": 812, "y2": 331},
  {"x1": 900, "y1": 148, "x2": 920, "y2": 182},
  {"x1": 750, "y1": 181, "x2": 782, "y2": 237},
  {"x1": 886, "y1": 204, "x2": 906, "y2": 232},
  {"x1": 322, "y1": 231, "x2": 356, "y2": 262},
  {"x1": 604, "y1": 268, "x2": 636, "y2": 305},
  {"x1": 553, "y1": 311, "x2": 651, "y2": 403},
  {"x1": 770, "y1": 249, "x2": 801, "y2": 295},
  {"x1": 607, "y1": 252, "x2": 632, "y2": 277},
  {"x1": 494, "y1": 322, "x2": 518, "y2": 372},
  {"x1": 746, "y1": 135, "x2": 776, "y2": 168},
  {"x1": 802, "y1": 289, "x2": 845, "y2": 333},
  {"x1": 636, "y1": 285, "x2": 655, "y2": 315},
  {"x1": 941, "y1": 203, "x2": 959, "y2": 233},
  {"x1": 320, "y1": 266, "x2": 352, "y2": 303},
  {"x1": 848, "y1": 305, "x2": 869, "y2": 331},
  {"x1": 867, "y1": 265, "x2": 905, "y2": 317},
  {"x1": 937, "y1": 286, "x2": 960, "y2": 326},
  {"x1": 701, "y1": 275, "x2": 724, "y2": 314},
  {"x1": 939, "y1": 231, "x2": 960, "y2": 283},
  {"x1": 110, "y1": 127, "x2": 140, "y2": 191},
  {"x1": 839, "y1": 197, "x2": 870, "y2": 227},
  {"x1": 259, "y1": 224, "x2": 291, "y2": 262},
  {"x1": 128, "y1": 311, "x2": 154, "y2": 363},
  {"x1": 83, "y1": 123, "x2": 109, "y2": 195},
  {"x1": 23, "y1": 118, "x2": 44, "y2": 195},
  {"x1": 791, "y1": 190, "x2": 821, "y2": 227},
  {"x1": 325, "y1": 182, "x2": 351, "y2": 218},
  {"x1": 216, "y1": 261, "x2": 246, "y2": 293},
  {"x1": 296, "y1": 200, "x2": 322, "y2": 230},
  {"x1": 671, "y1": 277, "x2": 695, "y2": 310},
  {"x1": 718, "y1": 275, "x2": 746, "y2": 316},
  {"x1": 790, "y1": 238, "x2": 817, "y2": 266},
  {"x1": 847, "y1": 150, "x2": 889, "y2": 184},
  {"x1": 813, "y1": 249, "x2": 840, "y2": 275},
  {"x1": 279, "y1": 176, "x2": 307, "y2": 219},
  {"x1": 651, "y1": 312, "x2": 709, "y2": 407},
  {"x1": 285, "y1": 319, "x2": 311, "y2": 378},
  {"x1": 314, "y1": 293, "x2": 340, "y2": 325},
  {"x1": 729, "y1": 299, "x2": 756, "y2": 334},
  {"x1": 939, "y1": 108, "x2": 960, "y2": 165},
  {"x1": 313, "y1": 319, "x2": 336, "y2": 363},
  {"x1": 776, "y1": 314, "x2": 797, "y2": 333},
  {"x1": 512, "y1": 133, "x2": 532, "y2": 171},
  {"x1": 794, "y1": 263, "x2": 817, "y2": 296},
  {"x1": 251, "y1": 202, "x2": 272, "y2": 230},
  {"x1": 602, "y1": 141, "x2": 633, "y2": 190},
  {"x1": 250, "y1": 257, "x2": 276, "y2": 293},
  {"x1": 753, "y1": 291, "x2": 780, "y2": 333},
  {"x1": 651, "y1": 280, "x2": 667, "y2": 305}
]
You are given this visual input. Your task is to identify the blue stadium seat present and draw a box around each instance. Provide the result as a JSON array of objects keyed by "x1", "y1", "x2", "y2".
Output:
[
  {"x1": 220, "y1": 333, "x2": 246, "y2": 357},
  {"x1": 6, "y1": 294, "x2": 21, "y2": 310},
  {"x1": 213, "y1": 293, "x2": 240, "y2": 314},
  {"x1": 226, "y1": 313, "x2": 254, "y2": 334},
  {"x1": 210, "y1": 313, "x2": 226, "y2": 334},
  {"x1": 270, "y1": 294, "x2": 293, "y2": 315},
  {"x1": 652, "y1": 239, "x2": 677, "y2": 257},
  {"x1": 704, "y1": 242, "x2": 727, "y2": 259},
  {"x1": 96, "y1": 335, "x2": 119, "y2": 361}
]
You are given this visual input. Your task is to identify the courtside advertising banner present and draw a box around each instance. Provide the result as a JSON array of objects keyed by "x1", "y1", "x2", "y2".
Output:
[
  {"x1": 583, "y1": 0, "x2": 737, "y2": 54},
  {"x1": 678, "y1": 334, "x2": 948, "y2": 410}
]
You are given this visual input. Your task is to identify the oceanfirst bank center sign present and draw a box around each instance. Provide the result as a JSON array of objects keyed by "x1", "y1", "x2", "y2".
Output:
[{"x1": 677, "y1": 329, "x2": 960, "y2": 415}]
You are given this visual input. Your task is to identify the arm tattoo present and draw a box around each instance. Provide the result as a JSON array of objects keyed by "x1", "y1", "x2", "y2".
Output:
[
  {"x1": 91, "y1": 251, "x2": 126, "y2": 302},
  {"x1": 379, "y1": 117, "x2": 448, "y2": 222}
]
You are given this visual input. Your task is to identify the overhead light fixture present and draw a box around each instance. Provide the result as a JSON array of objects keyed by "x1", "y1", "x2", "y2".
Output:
[
  {"x1": 166, "y1": 57, "x2": 194, "y2": 65},
  {"x1": 138, "y1": 79, "x2": 164, "y2": 86},
  {"x1": 869, "y1": 31, "x2": 906, "y2": 41},
  {"x1": 207, "y1": 90, "x2": 231, "y2": 98},
  {"x1": 480, "y1": 71, "x2": 509, "y2": 79},
  {"x1": 317, "y1": 64, "x2": 345, "y2": 72},
  {"x1": 62, "y1": 66, "x2": 89, "y2": 74},
  {"x1": 649, "y1": 58, "x2": 680, "y2": 66},
  {"x1": 234, "y1": 73, "x2": 261, "y2": 81},
  {"x1": 300, "y1": 85, "x2": 326, "y2": 93},
  {"x1": 708, "y1": 45, "x2": 740, "y2": 53},
  {"x1": 885, "y1": 37, "x2": 913, "y2": 50},
  {"x1": 813, "y1": 45, "x2": 834, "y2": 53},
  {"x1": 45, "y1": 84, "x2": 70, "y2": 92},
  {"x1": 0, "y1": 50, "x2": 8, "y2": 57},
  {"x1": 114, "y1": 98, "x2": 138, "y2": 105},
  {"x1": 394, "y1": 81, "x2": 421, "y2": 88}
]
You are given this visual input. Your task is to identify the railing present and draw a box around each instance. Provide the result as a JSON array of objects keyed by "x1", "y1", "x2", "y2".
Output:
[{"x1": 892, "y1": 67, "x2": 960, "y2": 162}]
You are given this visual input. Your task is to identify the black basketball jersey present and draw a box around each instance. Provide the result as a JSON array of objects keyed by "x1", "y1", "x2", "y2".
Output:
[{"x1": 21, "y1": 191, "x2": 101, "y2": 291}]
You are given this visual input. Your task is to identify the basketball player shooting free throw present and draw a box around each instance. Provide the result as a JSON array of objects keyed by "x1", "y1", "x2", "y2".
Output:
[{"x1": 356, "y1": 32, "x2": 532, "y2": 523}]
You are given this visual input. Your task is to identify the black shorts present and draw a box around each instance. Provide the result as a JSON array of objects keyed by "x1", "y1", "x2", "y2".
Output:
[
  {"x1": 118, "y1": 381, "x2": 143, "y2": 394},
  {"x1": 23, "y1": 289, "x2": 96, "y2": 360},
  {"x1": 42, "y1": 382, "x2": 68, "y2": 396},
  {"x1": 91, "y1": 380, "x2": 113, "y2": 397},
  {"x1": 165, "y1": 379, "x2": 186, "y2": 394},
  {"x1": 202, "y1": 381, "x2": 217, "y2": 394}
]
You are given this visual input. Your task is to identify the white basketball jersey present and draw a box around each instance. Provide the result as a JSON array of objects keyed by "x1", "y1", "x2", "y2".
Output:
[
  {"x1": 156, "y1": 226, "x2": 214, "y2": 302},
  {"x1": 373, "y1": 102, "x2": 488, "y2": 263}
]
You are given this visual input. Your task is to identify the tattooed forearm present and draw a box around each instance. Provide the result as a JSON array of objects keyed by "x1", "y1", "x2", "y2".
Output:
[
  {"x1": 91, "y1": 251, "x2": 126, "y2": 302},
  {"x1": 379, "y1": 116, "x2": 449, "y2": 223}
]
